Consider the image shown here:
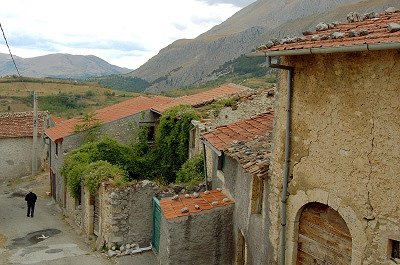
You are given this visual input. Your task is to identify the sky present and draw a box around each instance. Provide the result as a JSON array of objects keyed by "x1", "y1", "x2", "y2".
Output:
[{"x1": 0, "y1": 0, "x2": 256, "y2": 70}]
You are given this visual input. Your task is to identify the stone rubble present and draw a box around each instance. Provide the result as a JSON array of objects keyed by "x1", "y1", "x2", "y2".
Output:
[{"x1": 388, "y1": 23, "x2": 400, "y2": 33}]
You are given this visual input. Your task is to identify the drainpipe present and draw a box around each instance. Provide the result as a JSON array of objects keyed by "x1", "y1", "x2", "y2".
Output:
[{"x1": 267, "y1": 56, "x2": 294, "y2": 265}]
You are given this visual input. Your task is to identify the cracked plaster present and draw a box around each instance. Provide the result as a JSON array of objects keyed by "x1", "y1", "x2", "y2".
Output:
[{"x1": 271, "y1": 50, "x2": 400, "y2": 264}]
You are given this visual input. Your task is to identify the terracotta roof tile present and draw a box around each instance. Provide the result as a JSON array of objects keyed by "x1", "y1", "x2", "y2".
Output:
[
  {"x1": 151, "y1": 83, "x2": 248, "y2": 113},
  {"x1": 203, "y1": 112, "x2": 274, "y2": 178},
  {"x1": 160, "y1": 189, "x2": 233, "y2": 219},
  {"x1": 203, "y1": 112, "x2": 274, "y2": 151},
  {"x1": 45, "y1": 96, "x2": 173, "y2": 141},
  {"x1": 0, "y1": 111, "x2": 48, "y2": 138},
  {"x1": 257, "y1": 11, "x2": 400, "y2": 54}
]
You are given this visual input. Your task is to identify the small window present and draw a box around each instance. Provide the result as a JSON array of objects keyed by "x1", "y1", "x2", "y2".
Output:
[
  {"x1": 251, "y1": 175, "x2": 264, "y2": 214},
  {"x1": 55, "y1": 142, "x2": 59, "y2": 156},
  {"x1": 389, "y1": 239, "x2": 400, "y2": 259},
  {"x1": 217, "y1": 153, "x2": 226, "y2": 172},
  {"x1": 147, "y1": 126, "x2": 155, "y2": 142}
]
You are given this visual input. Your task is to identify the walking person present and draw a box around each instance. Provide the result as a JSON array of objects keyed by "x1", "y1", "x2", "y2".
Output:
[{"x1": 25, "y1": 191, "x2": 37, "y2": 218}]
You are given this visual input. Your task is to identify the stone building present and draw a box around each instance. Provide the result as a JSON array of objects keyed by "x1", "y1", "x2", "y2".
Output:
[
  {"x1": 202, "y1": 112, "x2": 275, "y2": 264},
  {"x1": 254, "y1": 8, "x2": 400, "y2": 264},
  {"x1": 0, "y1": 111, "x2": 49, "y2": 181},
  {"x1": 44, "y1": 83, "x2": 247, "y2": 242}
]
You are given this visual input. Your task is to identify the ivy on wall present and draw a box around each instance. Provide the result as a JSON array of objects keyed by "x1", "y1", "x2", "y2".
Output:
[{"x1": 62, "y1": 105, "x2": 200, "y2": 197}]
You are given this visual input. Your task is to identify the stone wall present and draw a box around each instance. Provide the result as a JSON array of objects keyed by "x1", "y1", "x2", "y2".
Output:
[
  {"x1": 98, "y1": 181, "x2": 161, "y2": 248},
  {"x1": 158, "y1": 204, "x2": 234, "y2": 265},
  {"x1": 271, "y1": 50, "x2": 400, "y2": 264},
  {"x1": 0, "y1": 136, "x2": 47, "y2": 181}
]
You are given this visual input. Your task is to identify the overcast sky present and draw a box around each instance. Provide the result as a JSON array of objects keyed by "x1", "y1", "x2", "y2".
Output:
[{"x1": 0, "y1": 0, "x2": 256, "y2": 70}]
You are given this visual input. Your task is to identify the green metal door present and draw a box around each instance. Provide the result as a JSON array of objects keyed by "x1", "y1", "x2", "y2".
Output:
[{"x1": 152, "y1": 197, "x2": 161, "y2": 252}]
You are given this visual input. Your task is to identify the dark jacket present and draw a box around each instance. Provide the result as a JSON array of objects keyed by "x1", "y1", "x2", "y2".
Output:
[{"x1": 25, "y1": 192, "x2": 37, "y2": 205}]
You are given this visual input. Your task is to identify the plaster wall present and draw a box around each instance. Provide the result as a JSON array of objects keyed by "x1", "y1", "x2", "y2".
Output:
[
  {"x1": 271, "y1": 50, "x2": 400, "y2": 264},
  {"x1": 212, "y1": 154, "x2": 275, "y2": 264},
  {"x1": 0, "y1": 137, "x2": 47, "y2": 181},
  {"x1": 158, "y1": 205, "x2": 234, "y2": 265}
]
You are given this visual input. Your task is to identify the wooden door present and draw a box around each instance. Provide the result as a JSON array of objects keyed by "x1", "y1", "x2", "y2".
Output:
[
  {"x1": 236, "y1": 229, "x2": 246, "y2": 265},
  {"x1": 296, "y1": 202, "x2": 352, "y2": 265}
]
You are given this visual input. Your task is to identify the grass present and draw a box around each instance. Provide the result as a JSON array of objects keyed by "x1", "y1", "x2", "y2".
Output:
[{"x1": 0, "y1": 77, "x2": 138, "y2": 117}]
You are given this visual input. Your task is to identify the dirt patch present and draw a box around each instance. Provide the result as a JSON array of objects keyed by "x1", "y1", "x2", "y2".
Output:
[{"x1": 0, "y1": 234, "x2": 7, "y2": 248}]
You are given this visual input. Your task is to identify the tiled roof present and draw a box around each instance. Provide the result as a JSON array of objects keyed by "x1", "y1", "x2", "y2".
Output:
[
  {"x1": 257, "y1": 9, "x2": 400, "y2": 55},
  {"x1": 51, "y1": 116, "x2": 65, "y2": 125},
  {"x1": 45, "y1": 96, "x2": 173, "y2": 141},
  {"x1": 0, "y1": 111, "x2": 48, "y2": 138},
  {"x1": 160, "y1": 189, "x2": 234, "y2": 219},
  {"x1": 202, "y1": 112, "x2": 274, "y2": 151},
  {"x1": 151, "y1": 83, "x2": 248, "y2": 113},
  {"x1": 203, "y1": 111, "x2": 274, "y2": 178}
]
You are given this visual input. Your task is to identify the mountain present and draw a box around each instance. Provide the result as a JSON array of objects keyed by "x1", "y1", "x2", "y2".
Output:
[
  {"x1": 128, "y1": 0, "x2": 399, "y2": 93},
  {"x1": 0, "y1": 53, "x2": 131, "y2": 79}
]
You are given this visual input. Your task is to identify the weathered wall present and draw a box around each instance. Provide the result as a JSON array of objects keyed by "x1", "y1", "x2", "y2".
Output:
[
  {"x1": 98, "y1": 181, "x2": 161, "y2": 248},
  {"x1": 0, "y1": 137, "x2": 47, "y2": 181},
  {"x1": 271, "y1": 50, "x2": 400, "y2": 264},
  {"x1": 211, "y1": 153, "x2": 275, "y2": 265},
  {"x1": 158, "y1": 205, "x2": 234, "y2": 265},
  {"x1": 50, "y1": 109, "x2": 158, "y2": 207}
]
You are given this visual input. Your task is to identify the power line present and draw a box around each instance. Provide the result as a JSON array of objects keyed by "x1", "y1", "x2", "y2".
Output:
[{"x1": 0, "y1": 22, "x2": 28, "y2": 90}]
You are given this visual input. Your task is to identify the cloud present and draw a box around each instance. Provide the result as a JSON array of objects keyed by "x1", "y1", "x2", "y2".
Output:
[
  {"x1": 200, "y1": 0, "x2": 256, "y2": 7},
  {"x1": 0, "y1": 0, "x2": 242, "y2": 69}
]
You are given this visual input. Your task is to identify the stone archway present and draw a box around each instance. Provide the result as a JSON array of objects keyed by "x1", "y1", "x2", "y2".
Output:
[{"x1": 296, "y1": 202, "x2": 352, "y2": 265}]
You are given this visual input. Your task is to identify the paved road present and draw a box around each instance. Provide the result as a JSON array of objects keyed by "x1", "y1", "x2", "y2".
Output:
[
  {"x1": 0, "y1": 182, "x2": 113, "y2": 265},
  {"x1": 0, "y1": 175, "x2": 157, "y2": 265}
]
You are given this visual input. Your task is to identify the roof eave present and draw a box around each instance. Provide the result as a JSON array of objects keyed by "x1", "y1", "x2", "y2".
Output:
[
  {"x1": 201, "y1": 138, "x2": 222, "y2": 156},
  {"x1": 247, "y1": 42, "x2": 400, "y2": 57}
]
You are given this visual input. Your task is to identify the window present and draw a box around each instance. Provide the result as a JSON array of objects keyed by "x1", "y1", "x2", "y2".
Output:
[
  {"x1": 55, "y1": 142, "x2": 59, "y2": 156},
  {"x1": 139, "y1": 125, "x2": 155, "y2": 142},
  {"x1": 251, "y1": 175, "x2": 264, "y2": 214},
  {"x1": 217, "y1": 153, "x2": 226, "y2": 172},
  {"x1": 147, "y1": 125, "x2": 155, "y2": 142},
  {"x1": 389, "y1": 239, "x2": 400, "y2": 259}
]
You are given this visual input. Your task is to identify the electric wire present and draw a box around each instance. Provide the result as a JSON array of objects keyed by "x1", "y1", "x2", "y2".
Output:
[{"x1": 0, "y1": 22, "x2": 28, "y2": 90}]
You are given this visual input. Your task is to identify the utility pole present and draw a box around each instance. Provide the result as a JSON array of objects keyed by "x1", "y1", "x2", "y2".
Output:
[{"x1": 32, "y1": 91, "x2": 38, "y2": 176}]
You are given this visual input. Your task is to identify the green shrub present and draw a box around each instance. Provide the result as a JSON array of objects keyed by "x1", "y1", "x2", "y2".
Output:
[
  {"x1": 176, "y1": 155, "x2": 204, "y2": 186},
  {"x1": 82, "y1": 161, "x2": 127, "y2": 195},
  {"x1": 154, "y1": 105, "x2": 199, "y2": 182},
  {"x1": 62, "y1": 151, "x2": 92, "y2": 199}
]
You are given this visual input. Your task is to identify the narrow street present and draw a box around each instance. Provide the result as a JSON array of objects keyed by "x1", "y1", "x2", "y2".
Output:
[
  {"x1": 0, "y1": 173, "x2": 157, "y2": 265},
  {"x1": 0, "y1": 173, "x2": 113, "y2": 265}
]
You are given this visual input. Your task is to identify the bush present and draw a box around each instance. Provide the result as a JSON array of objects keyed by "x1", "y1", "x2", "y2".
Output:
[
  {"x1": 82, "y1": 161, "x2": 127, "y2": 195},
  {"x1": 176, "y1": 155, "x2": 205, "y2": 186},
  {"x1": 154, "y1": 105, "x2": 199, "y2": 182},
  {"x1": 62, "y1": 151, "x2": 92, "y2": 199}
]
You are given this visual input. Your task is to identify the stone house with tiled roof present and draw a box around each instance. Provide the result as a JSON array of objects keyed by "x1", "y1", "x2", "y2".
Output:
[
  {"x1": 253, "y1": 7, "x2": 400, "y2": 264},
  {"x1": 44, "y1": 83, "x2": 246, "y2": 238},
  {"x1": 0, "y1": 111, "x2": 49, "y2": 181},
  {"x1": 201, "y1": 111, "x2": 274, "y2": 264}
]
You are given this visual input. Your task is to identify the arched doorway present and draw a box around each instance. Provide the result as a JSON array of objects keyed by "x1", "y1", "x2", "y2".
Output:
[{"x1": 296, "y1": 202, "x2": 352, "y2": 264}]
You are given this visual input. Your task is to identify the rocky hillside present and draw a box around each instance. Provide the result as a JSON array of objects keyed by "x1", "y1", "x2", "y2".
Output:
[
  {"x1": 129, "y1": 0, "x2": 399, "y2": 93},
  {"x1": 0, "y1": 53, "x2": 131, "y2": 79}
]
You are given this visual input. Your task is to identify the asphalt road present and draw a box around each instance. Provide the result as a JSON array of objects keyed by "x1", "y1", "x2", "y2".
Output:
[
  {"x1": 0, "y1": 180, "x2": 113, "y2": 265},
  {"x1": 0, "y1": 174, "x2": 157, "y2": 265}
]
